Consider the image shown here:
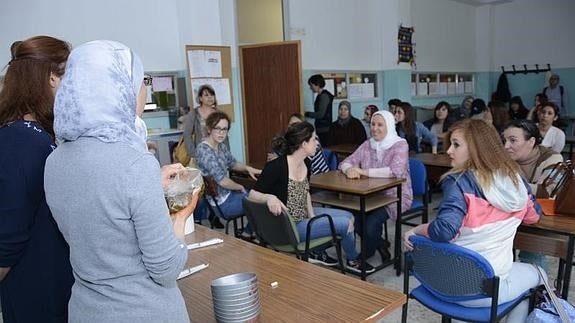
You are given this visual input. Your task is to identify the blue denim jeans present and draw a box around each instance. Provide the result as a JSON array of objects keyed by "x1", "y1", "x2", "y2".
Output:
[
  {"x1": 216, "y1": 191, "x2": 251, "y2": 233},
  {"x1": 295, "y1": 207, "x2": 359, "y2": 261},
  {"x1": 354, "y1": 207, "x2": 390, "y2": 258}
]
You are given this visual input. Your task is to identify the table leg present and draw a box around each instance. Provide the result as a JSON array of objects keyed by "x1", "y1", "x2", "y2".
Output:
[
  {"x1": 394, "y1": 184, "x2": 402, "y2": 276},
  {"x1": 360, "y1": 197, "x2": 367, "y2": 281},
  {"x1": 561, "y1": 236, "x2": 574, "y2": 298}
]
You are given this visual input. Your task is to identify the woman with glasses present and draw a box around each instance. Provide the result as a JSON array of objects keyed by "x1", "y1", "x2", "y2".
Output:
[
  {"x1": 196, "y1": 111, "x2": 261, "y2": 231},
  {"x1": 0, "y1": 36, "x2": 73, "y2": 323}
]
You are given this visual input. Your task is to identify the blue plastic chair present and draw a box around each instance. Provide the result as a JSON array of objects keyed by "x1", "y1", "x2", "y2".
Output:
[
  {"x1": 402, "y1": 236, "x2": 533, "y2": 323},
  {"x1": 384, "y1": 158, "x2": 429, "y2": 240},
  {"x1": 322, "y1": 148, "x2": 338, "y2": 171}
]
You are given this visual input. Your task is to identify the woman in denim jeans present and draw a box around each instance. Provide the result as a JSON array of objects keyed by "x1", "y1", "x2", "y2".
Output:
[
  {"x1": 249, "y1": 121, "x2": 375, "y2": 274},
  {"x1": 196, "y1": 112, "x2": 260, "y2": 228}
]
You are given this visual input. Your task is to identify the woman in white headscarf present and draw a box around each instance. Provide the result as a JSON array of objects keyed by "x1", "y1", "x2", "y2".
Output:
[
  {"x1": 339, "y1": 110, "x2": 413, "y2": 260},
  {"x1": 44, "y1": 41, "x2": 195, "y2": 323}
]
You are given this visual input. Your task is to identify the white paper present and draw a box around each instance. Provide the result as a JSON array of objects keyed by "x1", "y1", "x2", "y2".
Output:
[
  {"x1": 447, "y1": 82, "x2": 456, "y2": 95},
  {"x1": 348, "y1": 83, "x2": 375, "y2": 99},
  {"x1": 464, "y1": 81, "x2": 473, "y2": 93},
  {"x1": 152, "y1": 76, "x2": 173, "y2": 92},
  {"x1": 439, "y1": 82, "x2": 448, "y2": 95},
  {"x1": 456, "y1": 82, "x2": 465, "y2": 94},
  {"x1": 191, "y1": 78, "x2": 232, "y2": 105},
  {"x1": 324, "y1": 79, "x2": 335, "y2": 96},
  {"x1": 428, "y1": 82, "x2": 439, "y2": 95},
  {"x1": 145, "y1": 85, "x2": 153, "y2": 103},
  {"x1": 187, "y1": 50, "x2": 222, "y2": 78},
  {"x1": 411, "y1": 82, "x2": 417, "y2": 96},
  {"x1": 417, "y1": 83, "x2": 428, "y2": 96}
]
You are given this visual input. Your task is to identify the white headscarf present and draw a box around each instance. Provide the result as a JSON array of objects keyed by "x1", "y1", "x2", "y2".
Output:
[
  {"x1": 54, "y1": 40, "x2": 147, "y2": 153},
  {"x1": 369, "y1": 110, "x2": 405, "y2": 161}
]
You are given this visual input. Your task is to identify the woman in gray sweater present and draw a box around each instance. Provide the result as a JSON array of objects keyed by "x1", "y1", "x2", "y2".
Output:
[{"x1": 44, "y1": 40, "x2": 196, "y2": 323}]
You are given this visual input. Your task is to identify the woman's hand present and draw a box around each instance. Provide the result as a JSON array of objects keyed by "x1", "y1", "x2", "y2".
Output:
[
  {"x1": 344, "y1": 167, "x2": 364, "y2": 179},
  {"x1": 266, "y1": 196, "x2": 286, "y2": 216},
  {"x1": 161, "y1": 163, "x2": 186, "y2": 189},
  {"x1": 170, "y1": 191, "x2": 200, "y2": 222},
  {"x1": 246, "y1": 166, "x2": 262, "y2": 181},
  {"x1": 403, "y1": 228, "x2": 417, "y2": 251}
]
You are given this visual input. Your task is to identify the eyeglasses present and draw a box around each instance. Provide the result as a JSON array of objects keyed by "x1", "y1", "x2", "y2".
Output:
[
  {"x1": 213, "y1": 127, "x2": 229, "y2": 133},
  {"x1": 143, "y1": 75, "x2": 153, "y2": 86}
]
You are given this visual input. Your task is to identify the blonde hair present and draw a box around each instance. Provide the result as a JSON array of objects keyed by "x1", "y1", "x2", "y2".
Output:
[{"x1": 442, "y1": 119, "x2": 520, "y2": 189}]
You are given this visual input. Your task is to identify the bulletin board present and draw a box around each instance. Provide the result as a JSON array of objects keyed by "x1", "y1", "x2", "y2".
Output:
[{"x1": 185, "y1": 45, "x2": 234, "y2": 121}]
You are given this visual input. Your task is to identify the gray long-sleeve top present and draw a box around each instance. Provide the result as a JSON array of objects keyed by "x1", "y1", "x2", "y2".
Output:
[{"x1": 45, "y1": 137, "x2": 189, "y2": 323}]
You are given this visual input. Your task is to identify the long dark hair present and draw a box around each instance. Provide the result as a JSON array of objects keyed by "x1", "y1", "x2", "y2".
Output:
[
  {"x1": 272, "y1": 121, "x2": 315, "y2": 156},
  {"x1": 0, "y1": 36, "x2": 70, "y2": 139},
  {"x1": 396, "y1": 102, "x2": 418, "y2": 151}
]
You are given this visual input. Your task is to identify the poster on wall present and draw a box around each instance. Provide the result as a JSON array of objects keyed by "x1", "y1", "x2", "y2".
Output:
[
  {"x1": 322, "y1": 73, "x2": 347, "y2": 99},
  {"x1": 397, "y1": 25, "x2": 415, "y2": 67}
]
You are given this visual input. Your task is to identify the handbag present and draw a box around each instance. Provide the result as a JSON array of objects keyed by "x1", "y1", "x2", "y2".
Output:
[
  {"x1": 526, "y1": 265, "x2": 575, "y2": 323},
  {"x1": 173, "y1": 137, "x2": 196, "y2": 168}
]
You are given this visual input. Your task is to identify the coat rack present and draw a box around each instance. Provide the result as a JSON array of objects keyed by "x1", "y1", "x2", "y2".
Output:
[{"x1": 501, "y1": 64, "x2": 551, "y2": 75}]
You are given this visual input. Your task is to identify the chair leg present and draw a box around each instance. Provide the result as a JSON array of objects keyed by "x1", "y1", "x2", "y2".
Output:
[
  {"x1": 401, "y1": 302, "x2": 408, "y2": 323},
  {"x1": 335, "y1": 238, "x2": 345, "y2": 275},
  {"x1": 383, "y1": 220, "x2": 388, "y2": 242}
]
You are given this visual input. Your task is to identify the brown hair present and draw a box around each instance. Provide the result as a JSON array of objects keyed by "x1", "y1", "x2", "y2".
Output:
[
  {"x1": 442, "y1": 119, "x2": 521, "y2": 188},
  {"x1": 0, "y1": 36, "x2": 70, "y2": 139},
  {"x1": 195, "y1": 84, "x2": 218, "y2": 107},
  {"x1": 204, "y1": 111, "x2": 230, "y2": 136}
]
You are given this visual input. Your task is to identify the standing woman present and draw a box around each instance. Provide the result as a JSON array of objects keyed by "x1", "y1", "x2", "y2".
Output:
[
  {"x1": 537, "y1": 102, "x2": 565, "y2": 154},
  {"x1": 394, "y1": 102, "x2": 438, "y2": 154},
  {"x1": 404, "y1": 119, "x2": 543, "y2": 322},
  {"x1": 0, "y1": 36, "x2": 73, "y2": 323},
  {"x1": 44, "y1": 41, "x2": 196, "y2": 322},
  {"x1": 304, "y1": 74, "x2": 334, "y2": 145},
  {"x1": 250, "y1": 121, "x2": 374, "y2": 273},
  {"x1": 196, "y1": 111, "x2": 261, "y2": 227},
  {"x1": 339, "y1": 111, "x2": 413, "y2": 259}
]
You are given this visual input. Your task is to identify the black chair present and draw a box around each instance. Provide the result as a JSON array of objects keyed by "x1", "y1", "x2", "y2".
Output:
[
  {"x1": 242, "y1": 198, "x2": 345, "y2": 274},
  {"x1": 203, "y1": 176, "x2": 245, "y2": 237},
  {"x1": 402, "y1": 235, "x2": 534, "y2": 323}
]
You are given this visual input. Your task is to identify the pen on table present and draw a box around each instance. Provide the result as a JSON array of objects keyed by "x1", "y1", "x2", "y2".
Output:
[
  {"x1": 187, "y1": 238, "x2": 223, "y2": 250},
  {"x1": 177, "y1": 263, "x2": 209, "y2": 280}
]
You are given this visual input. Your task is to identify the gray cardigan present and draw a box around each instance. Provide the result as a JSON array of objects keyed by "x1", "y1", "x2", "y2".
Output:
[{"x1": 45, "y1": 137, "x2": 189, "y2": 323}]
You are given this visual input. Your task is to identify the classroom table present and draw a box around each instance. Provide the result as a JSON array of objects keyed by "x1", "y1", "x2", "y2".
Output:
[
  {"x1": 412, "y1": 153, "x2": 452, "y2": 189},
  {"x1": 309, "y1": 171, "x2": 405, "y2": 280},
  {"x1": 179, "y1": 225, "x2": 406, "y2": 322},
  {"x1": 518, "y1": 213, "x2": 575, "y2": 299}
]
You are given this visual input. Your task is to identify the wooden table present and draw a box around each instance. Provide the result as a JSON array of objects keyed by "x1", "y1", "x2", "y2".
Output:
[
  {"x1": 309, "y1": 171, "x2": 405, "y2": 280},
  {"x1": 412, "y1": 153, "x2": 451, "y2": 189},
  {"x1": 179, "y1": 225, "x2": 406, "y2": 322},
  {"x1": 519, "y1": 214, "x2": 575, "y2": 298}
]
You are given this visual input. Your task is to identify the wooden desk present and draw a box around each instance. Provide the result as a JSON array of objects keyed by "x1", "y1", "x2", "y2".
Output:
[
  {"x1": 179, "y1": 226, "x2": 406, "y2": 322},
  {"x1": 412, "y1": 153, "x2": 451, "y2": 189},
  {"x1": 519, "y1": 214, "x2": 575, "y2": 298},
  {"x1": 309, "y1": 171, "x2": 405, "y2": 280},
  {"x1": 228, "y1": 161, "x2": 266, "y2": 191}
]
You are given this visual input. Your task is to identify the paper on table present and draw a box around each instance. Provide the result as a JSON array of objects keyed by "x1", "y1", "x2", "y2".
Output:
[{"x1": 187, "y1": 238, "x2": 224, "y2": 250}]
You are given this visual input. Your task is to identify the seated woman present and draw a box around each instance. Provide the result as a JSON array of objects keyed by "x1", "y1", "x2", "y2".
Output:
[
  {"x1": 327, "y1": 101, "x2": 367, "y2": 147},
  {"x1": 503, "y1": 119, "x2": 563, "y2": 269},
  {"x1": 489, "y1": 100, "x2": 510, "y2": 135},
  {"x1": 394, "y1": 102, "x2": 438, "y2": 154},
  {"x1": 361, "y1": 104, "x2": 379, "y2": 138},
  {"x1": 423, "y1": 101, "x2": 455, "y2": 139},
  {"x1": 339, "y1": 111, "x2": 413, "y2": 259},
  {"x1": 44, "y1": 40, "x2": 198, "y2": 322},
  {"x1": 403, "y1": 119, "x2": 544, "y2": 323},
  {"x1": 249, "y1": 122, "x2": 375, "y2": 273},
  {"x1": 196, "y1": 111, "x2": 261, "y2": 228},
  {"x1": 527, "y1": 93, "x2": 547, "y2": 122},
  {"x1": 537, "y1": 102, "x2": 565, "y2": 154},
  {"x1": 268, "y1": 113, "x2": 330, "y2": 174},
  {"x1": 454, "y1": 95, "x2": 474, "y2": 120},
  {"x1": 509, "y1": 96, "x2": 529, "y2": 120}
]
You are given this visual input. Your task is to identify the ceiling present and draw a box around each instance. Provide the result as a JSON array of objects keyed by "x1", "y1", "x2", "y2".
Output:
[{"x1": 447, "y1": 0, "x2": 513, "y2": 6}]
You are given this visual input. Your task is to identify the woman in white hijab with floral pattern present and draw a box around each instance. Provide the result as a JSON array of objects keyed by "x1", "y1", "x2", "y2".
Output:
[
  {"x1": 44, "y1": 40, "x2": 195, "y2": 323},
  {"x1": 339, "y1": 110, "x2": 413, "y2": 260}
]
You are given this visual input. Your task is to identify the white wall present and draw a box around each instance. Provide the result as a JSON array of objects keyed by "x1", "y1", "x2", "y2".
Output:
[
  {"x1": 411, "y1": 0, "x2": 477, "y2": 72},
  {"x1": 488, "y1": 0, "x2": 575, "y2": 69},
  {"x1": 286, "y1": 0, "x2": 401, "y2": 70}
]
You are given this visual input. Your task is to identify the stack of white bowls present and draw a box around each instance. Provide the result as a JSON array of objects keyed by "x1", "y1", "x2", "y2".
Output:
[{"x1": 211, "y1": 273, "x2": 261, "y2": 322}]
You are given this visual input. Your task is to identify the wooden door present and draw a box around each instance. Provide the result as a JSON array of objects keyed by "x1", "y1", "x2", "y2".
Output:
[{"x1": 240, "y1": 41, "x2": 302, "y2": 164}]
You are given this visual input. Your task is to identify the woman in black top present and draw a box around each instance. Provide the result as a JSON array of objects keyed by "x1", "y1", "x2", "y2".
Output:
[{"x1": 304, "y1": 74, "x2": 333, "y2": 145}]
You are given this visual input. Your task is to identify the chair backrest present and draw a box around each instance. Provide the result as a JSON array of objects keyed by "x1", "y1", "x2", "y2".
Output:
[
  {"x1": 409, "y1": 158, "x2": 427, "y2": 197},
  {"x1": 407, "y1": 235, "x2": 495, "y2": 302},
  {"x1": 242, "y1": 198, "x2": 301, "y2": 250},
  {"x1": 322, "y1": 148, "x2": 338, "y2": 171},
  {"x1": 202, "y1": 176, "x2": 218, "y2": 198}
]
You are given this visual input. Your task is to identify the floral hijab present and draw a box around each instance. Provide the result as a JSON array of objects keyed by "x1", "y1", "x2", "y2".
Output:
[{"x1": 54, "y1": 40, "x2": 146, "y2": 153}]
